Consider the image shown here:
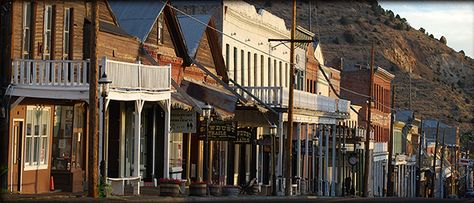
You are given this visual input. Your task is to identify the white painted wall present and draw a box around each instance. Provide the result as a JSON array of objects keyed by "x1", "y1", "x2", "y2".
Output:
[{"x1": 222, "y1": 0, "x2": 291, "y2": 88}]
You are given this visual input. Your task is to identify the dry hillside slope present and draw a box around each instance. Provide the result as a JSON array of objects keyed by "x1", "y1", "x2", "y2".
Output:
[{"x1": 247, "y1": 0, "x2": 474, "y2": 134}]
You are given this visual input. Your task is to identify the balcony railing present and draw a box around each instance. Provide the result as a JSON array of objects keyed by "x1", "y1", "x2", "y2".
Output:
[
  {"x1": 238, "y1": 86, "x2": 350, "y2": 114},
  {"x1": 102, "y1": 58, "x2": 171, "y2": 91},
  {"x1": 11, "y1": 59, "x2": 89, "y2": 87}
]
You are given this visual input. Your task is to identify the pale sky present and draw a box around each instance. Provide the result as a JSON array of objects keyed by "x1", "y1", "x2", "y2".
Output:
[{"x1": 380, "y1": 1, "x2": 474, "y2": 58}]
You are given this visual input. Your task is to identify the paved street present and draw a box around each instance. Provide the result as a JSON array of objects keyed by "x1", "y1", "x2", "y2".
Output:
[{"x1": 2, "y1": 194, "x2": 474, "y2": 203}]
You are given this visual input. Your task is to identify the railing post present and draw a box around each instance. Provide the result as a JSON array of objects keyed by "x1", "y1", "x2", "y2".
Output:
[
  {"x1": 32, "y1": 61, "x2": 37, "y2": 86},
  {"x1": 64, "y1": 61, "x2": 69, "y2": 86}
]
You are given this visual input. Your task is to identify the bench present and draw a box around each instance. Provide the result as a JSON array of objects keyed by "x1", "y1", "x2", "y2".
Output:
[{"x1": 107, "y1": 176, "x2": 141, "y2": 196}]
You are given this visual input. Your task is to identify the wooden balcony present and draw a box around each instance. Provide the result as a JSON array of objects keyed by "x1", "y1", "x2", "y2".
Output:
[
  {"x1": 10, "y1": 59, "x2": 89, "y2": 100},
  {"x1": 8, "y1": 58, "x2": 172, "y2": 101},
  {"x1": 102, "y1": 58, "x2": 171, "y2": 92},
  {"x1": 238, "y1": 86, "x2": 351, "y2": 114}
]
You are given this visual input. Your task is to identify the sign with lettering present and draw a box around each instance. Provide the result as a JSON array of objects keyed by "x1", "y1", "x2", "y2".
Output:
[
  {"x1": 198, "y1": 120, "x2": 237, "y2": 141},
  {"x1": 171, "y1": 110, "x2": 196, "y2": 133},
  {"x1": 235, "y1": 128, "x2": 253, "y2": 144}
]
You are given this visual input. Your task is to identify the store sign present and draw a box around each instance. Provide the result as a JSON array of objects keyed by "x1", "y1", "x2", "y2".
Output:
[
  {"x1": 235, "y1": 128, "x2": 253, "y2": 144},
  {"x1": 459, "y1": 158, "x2": 474, "y2": 166},
  {"x1": 198, "y1": 120, "x2": 237, "y2": 141},
  {"x1": 171, "y1": 110, "x2": 196, "y2": 133}
]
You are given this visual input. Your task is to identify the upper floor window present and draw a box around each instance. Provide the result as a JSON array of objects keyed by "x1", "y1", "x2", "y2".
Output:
[
  {"x1": 22, "y1": 2, "x2": 33, "y2": 59},
  {"x1": 225, "y1": 44, "x2": 230, "y2": 70},
  {"x1": 43, "y1": 5, "x2": 53, "y2": 60},
  {"x1": 157, "y1": 14, "x2": 164, "y2": 44},
  {"x1": 63, "y1": 8, "x2": 72, "y2": 59}
]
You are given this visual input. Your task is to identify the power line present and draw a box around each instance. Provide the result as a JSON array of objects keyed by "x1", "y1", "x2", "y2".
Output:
[
  {"x1": 167, "y1": 1, "x2": 416, "y2": 122},
  {"x1": 167, "y1": 2, "x2": 298, "y2": 66}
]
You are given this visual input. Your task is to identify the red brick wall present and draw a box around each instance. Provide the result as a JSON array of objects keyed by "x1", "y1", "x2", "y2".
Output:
[
  {"x1": 341, "y1": 68, "x2": 392, "y2": 142},
  {"x1": 305, "y1": 43, "x2": 318, "y2": 94}
]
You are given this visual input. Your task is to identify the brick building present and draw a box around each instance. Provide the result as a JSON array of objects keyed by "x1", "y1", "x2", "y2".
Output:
[{"x1": 341, "y1": 65, "x2": 394, "y2": 197}]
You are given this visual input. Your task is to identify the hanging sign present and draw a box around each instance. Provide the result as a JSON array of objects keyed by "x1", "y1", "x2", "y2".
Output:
[
  {"x1": 235, "y1": 128, "x2": 253, "y2": 144},
  {"x1": 198, "y1": 120, "x2": 237, "y2": 141},
  {"x1": 171, "y1": 110, "x2": 196, "y2": 133}
]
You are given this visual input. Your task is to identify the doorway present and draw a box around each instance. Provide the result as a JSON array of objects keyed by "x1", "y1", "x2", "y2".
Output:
[{"x1": 11, "y1": 119, "x2": 24, "y2": 193}]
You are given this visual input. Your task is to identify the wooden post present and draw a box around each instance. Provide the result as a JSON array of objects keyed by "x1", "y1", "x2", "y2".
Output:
[
  {"x1": 431, "y1": 121, "x2": 440, "y2": 197},
  {"x1": 88, "y1": 0, "x2": 99, "y2": 198},
  {"x1": 363, "y1": 44, "x2": 375, "y2": 197},
  {"x1": 387, "y1": 84, "x2": 395, "y2": 196},
  {"x1": 439, "y1": 128, "x2": 446, "y2": 198},
  {"x1": 417, "y1": 117, "x2": 424, "y2": 197},
  {"x1": 285, "y1": 0, "x2": 296, "y2": 196},
  {"x1": 0, "y1": 1, "x2": 13, "y2": 191},
  {"x1": 186, "y1": 133, "x2": 192, "y2": 185}
]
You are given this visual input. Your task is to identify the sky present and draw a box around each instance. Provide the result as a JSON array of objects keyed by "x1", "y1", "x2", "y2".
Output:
[{"x1": 379, "y1": 1, "x2": 474, "y2": 58}]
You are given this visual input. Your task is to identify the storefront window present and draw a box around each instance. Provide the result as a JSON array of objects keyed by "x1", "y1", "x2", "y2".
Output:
[
  {"x1": 52, "y1": 105, "x2": 85, "y2": 171},
  {"x1": 169, "y1": 133, "x2": 183, "y2": 168},
  {"x1": 25, "y1": 106, "x2": 51, "y2": 170}
]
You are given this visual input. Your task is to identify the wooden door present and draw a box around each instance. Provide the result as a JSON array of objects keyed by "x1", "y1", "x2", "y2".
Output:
[{"x1": 12, "y1": 120, "x2": 24, "y2": 193}]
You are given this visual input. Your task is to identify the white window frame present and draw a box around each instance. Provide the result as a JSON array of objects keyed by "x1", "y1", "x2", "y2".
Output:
[
  {"x1": 63, "y1": 8, "x2": 71, "y2": 59},
  {"x1": 22, "y1": 2, "x2": 32, "y2": 59},
  {"x1": 24, "y1": 106, "x2": 51, "y2": 171},
  {"x1": 43, "y1": 5, "x2": 53, "y2": 60}
]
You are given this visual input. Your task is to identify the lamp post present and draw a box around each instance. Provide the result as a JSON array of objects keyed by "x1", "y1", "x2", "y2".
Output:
[
  {"x1": 270, "y1": 124, "x2": 277, "y2": 196},
  {"x1": 98, "y1": 72, "x2": 111, "y2": 185},
  {"x1": 202, "y1": 103, "x2": 212, "y2": 185}
]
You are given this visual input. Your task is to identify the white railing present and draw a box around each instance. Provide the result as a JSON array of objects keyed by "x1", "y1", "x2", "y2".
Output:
[
  {"x1": 11, "y1": 59, "x2": 89, "y2": 87},
  {"x1": 102, "y1": 58, "x2": 171, "y2": 91},
  {"x1": 238, "y1": 86, "x2": 350, "y2": 114}
]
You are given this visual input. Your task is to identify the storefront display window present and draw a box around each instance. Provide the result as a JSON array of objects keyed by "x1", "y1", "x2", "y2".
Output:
[
  {"x1": 24, "y1": 106, "x2": 51, "y2": 170},
  {"x1": 52, "y1": 105, "x2": 85, "y2": 171},
  {"x1": 169, "y1": 133, "x2": 183, "y2": 168}
]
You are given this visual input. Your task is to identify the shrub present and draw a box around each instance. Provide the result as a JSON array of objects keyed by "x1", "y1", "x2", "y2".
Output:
[
  {"x1": 429, "y1": 34, "x2": 434, "y2": 39},
  {"x1": 439, "y1": 36, "x2": 447, "y2": 44},
  {"x1": 333, "y1": 37, "x2": 340, "y2": 44},
  {"x1": 339, "y1": 16, "x2": 350, "y2": 25},
  {"x1": 343, "y1": 31, "x2": 356, "y2": 44},
  {"x1": 419, "y1": 27, "x2": 425, "y2": 33},
  {"x1": 159, "y1": 178, "x2": 181, "y2": 185}
]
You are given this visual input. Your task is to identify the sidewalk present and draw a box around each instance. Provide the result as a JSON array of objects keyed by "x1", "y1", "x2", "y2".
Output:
[{"x1": 1, "y1": 192, "x2": 338, "y2": 203}]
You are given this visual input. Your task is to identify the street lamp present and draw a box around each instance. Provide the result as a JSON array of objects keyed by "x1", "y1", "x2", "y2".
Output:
[
  {"x1": 98, "y1": 72, "x2": 112, "y2": 184},
  {"x1": 270, "y1": 124, "x2": 277, "y2": 196},
  {"x1": 202, "y1": 103, "x2": 212, "y2": 185}
]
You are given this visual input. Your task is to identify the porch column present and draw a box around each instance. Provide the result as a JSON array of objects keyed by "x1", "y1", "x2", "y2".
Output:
[
  {"x1": 304, "y1": 123, "x2": 309, "y2": 194},
  {"x1": 331, "y1": 124, "x2": 336, "y2": 196},
  {"x1": 277, "y1": 113, "x2": 284, "y2": 193},
  {"x1": 325, "y1": 125, "x2": 329, "y2": 196},
  {"x1": 296, "y1": 122, "x2": 301, "y2": 194},
  {"x1": 318, "y1": 124, "x2": 323, "y2": 196},
  {"x1": 163, "y1": 99, "x2": 171, "y2": 178},
  {"x1": 134, "y1": 100, "x2": 144, "y2": 181}
]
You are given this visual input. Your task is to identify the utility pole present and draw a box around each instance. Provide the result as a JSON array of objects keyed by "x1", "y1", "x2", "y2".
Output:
[
  {"x1": 387, "y1": 84, "x2": 395, "y2": 196},
  {"x1": 417, "y1": 117, "x2": 424, "y2": 197},
  {"x1": 431, "y1": 121, "x2": 440, "y2": 198},
  {"x1": 88, "y1": 0, "x2": 99, "y2": 198},
  {"x1": 285, "y1": 0, "x2": 296, "y2": 196},
  {"x1": 363, "y1": 44, "x2": 375, "y2": 197},
  {"x1": 0, "y1": 1, "x2": 12, "y2": 192}
]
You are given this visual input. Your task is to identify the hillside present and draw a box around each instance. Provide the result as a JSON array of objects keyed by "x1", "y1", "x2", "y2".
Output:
[{"x1": 247, "y1": 0, "x2": 474, "y2": 134}]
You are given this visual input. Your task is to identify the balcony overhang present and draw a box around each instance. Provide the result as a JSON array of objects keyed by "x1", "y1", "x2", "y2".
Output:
[{"x1": 7, "y1": 85, "x2": 89, "y2": 101}]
